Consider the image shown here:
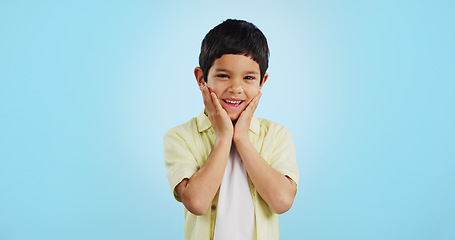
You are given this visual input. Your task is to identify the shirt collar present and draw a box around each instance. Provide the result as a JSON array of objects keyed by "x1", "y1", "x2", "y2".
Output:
[{"x1": 196, "y1": 109, "x2": 260, "y2": 135}]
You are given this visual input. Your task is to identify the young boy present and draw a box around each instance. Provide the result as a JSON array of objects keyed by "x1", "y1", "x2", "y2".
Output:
[{"x1": 163, "y1": 19, "x2": 299, "y2": 240}]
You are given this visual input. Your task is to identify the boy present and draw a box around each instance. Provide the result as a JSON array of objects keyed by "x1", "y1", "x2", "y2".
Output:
[{"x1": 163, "y1": 19, "x2": 299, "y2": 240}]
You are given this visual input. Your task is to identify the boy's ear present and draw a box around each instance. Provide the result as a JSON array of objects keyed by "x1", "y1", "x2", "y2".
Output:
[
  {"x1": 194, "y1": 67, "x2": 205, "y2": 89},
  {"x1": 259, "y1": 73, "x2": 269, "y2": 89}
]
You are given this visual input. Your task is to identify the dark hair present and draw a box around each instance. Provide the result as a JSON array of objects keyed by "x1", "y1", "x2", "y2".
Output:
[{"x1": 199, "y1": 19, "x2": 269, "y2": 83}]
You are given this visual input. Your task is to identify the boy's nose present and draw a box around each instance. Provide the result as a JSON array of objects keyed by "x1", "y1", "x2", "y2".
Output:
[{"x1": 229, "y1": 79, "x2": 243, "y2": 94}]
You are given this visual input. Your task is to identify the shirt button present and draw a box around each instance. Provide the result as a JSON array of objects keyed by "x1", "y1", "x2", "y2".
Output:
[{"x1": 211, "y1": 205, "x2": 216, "y2": 211}]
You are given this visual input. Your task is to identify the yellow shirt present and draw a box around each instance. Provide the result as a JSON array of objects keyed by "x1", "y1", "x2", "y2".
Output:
[{"x1": 163, "y1": 111, "x2": 299, "y2": 240}]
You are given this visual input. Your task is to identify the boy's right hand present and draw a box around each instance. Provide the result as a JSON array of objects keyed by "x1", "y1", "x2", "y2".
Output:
[{"x1": 201, "y1": 84, "x2": 233, "y2": 139}]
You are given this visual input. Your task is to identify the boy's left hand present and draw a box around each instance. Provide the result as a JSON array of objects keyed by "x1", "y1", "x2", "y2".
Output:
[{"x1": 233, "y1": 91, "x2": 262, "y2": 142}]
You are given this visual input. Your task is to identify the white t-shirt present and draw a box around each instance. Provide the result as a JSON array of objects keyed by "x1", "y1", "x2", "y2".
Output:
[{"x1": 213, "y1": 144, "x2": 255, "y2": 240}]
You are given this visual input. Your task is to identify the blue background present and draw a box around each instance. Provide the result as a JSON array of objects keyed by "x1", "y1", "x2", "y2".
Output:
[{"x1": 1, "y1": 0, "x2": 454, "y2": 239}]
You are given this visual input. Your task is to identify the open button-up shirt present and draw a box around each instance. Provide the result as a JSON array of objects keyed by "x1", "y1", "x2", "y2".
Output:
[{"x1": 163, "y1": 111, "x2": 299, "y2": 240}]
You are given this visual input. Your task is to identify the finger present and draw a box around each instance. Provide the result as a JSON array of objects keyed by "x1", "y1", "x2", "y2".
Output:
[
  {"x1": 202, "y1": 86, "x2": 215, "y2": 113},
  {"x1": 199, "y1": 80, "x2": 208, "y2": 93},
  {"x1": 245, "y1": 91, "x2": 262, "y2": 114},
  {"x1": 210, "y1": 92, "x2": 225, "y2": 114},
  {"x1": 246, "y1": 91, "x2": 261, "y2": 106},
  {"x1": 201, "y1": 86, "x2": 210, "y2": 107},
  {"x1": 252, "y1": 91, "x2": 262, "y2": 107}
]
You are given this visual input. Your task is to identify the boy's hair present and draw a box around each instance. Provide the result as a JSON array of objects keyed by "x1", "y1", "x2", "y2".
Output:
[{"x1": 199, "y1": 19, "x2": 269, "y2": 83}]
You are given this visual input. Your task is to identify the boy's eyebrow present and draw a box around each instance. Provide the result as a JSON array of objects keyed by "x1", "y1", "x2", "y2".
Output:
[
  {"x1": 214, "y1": 68, "x2": 231, "y2": 72},
  {"x1": 214, "y1": 68, "x2": 259, "y2": 75}
]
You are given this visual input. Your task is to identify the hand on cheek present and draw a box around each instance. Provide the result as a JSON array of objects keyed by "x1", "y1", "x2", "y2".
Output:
[
  {"x1": 233, "y1": 91, "x2": 262, "y2": 142},
  {"x1": 201, "y1": 85, "x2": 234, "y2": 139}
]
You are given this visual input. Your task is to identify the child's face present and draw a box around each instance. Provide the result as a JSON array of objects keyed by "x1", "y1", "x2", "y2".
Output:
[{"x1": 200, "y1": 54, "x2": 267, "y2": 121}]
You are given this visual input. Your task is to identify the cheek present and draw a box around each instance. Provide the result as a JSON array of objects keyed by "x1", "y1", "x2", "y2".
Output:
[
  {"x1": 246, "y1": 86, "x2": 261, "y2": 98},
  {"x1": 206, "y1": 82, "x2": 224, "y2": 96}
]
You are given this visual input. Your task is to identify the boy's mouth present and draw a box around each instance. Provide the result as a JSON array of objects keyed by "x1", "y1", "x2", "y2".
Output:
[{"x1": 222, "y1": 99, "x2": 244, "y2": 107}]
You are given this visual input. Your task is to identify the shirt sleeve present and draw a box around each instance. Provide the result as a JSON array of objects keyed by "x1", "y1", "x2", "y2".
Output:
[
  {"x1": 163, "y1": 127, "x2": 200, "y2": 202},
  {"x1": 269, "y1": 125, "x2": 300, "y2": 185}
]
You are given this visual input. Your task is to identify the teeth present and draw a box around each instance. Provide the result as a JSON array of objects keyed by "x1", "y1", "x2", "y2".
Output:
[{"x1": 225, "y1": 100, "x2": 242, "y2": 104}]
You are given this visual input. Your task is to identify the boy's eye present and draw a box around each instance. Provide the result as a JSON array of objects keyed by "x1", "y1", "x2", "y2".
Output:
[
  {"x1": 244, "y1": 76, "x2": 255, "y2": 80},
  {"x1": 217, "y1": 74, "x2": 229, "y2": 78}
]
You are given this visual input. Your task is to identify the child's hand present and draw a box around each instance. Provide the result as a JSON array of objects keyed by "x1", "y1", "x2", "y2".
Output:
[
  {"x1": 201, "y1": 84, "x2": 234, "y2": 139},
  {"x1": 233, "y1": 91, "x2": 262, "y2": 142}
]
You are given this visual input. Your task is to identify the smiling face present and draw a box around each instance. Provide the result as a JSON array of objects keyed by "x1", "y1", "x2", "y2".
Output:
[{"x1": 196, "y1": 54, "x2": 268, "y2": 121}]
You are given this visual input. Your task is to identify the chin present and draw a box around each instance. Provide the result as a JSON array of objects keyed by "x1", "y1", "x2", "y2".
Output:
[{"x1": 228, "y1": 113, "x2": 241, "y2": 122}]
